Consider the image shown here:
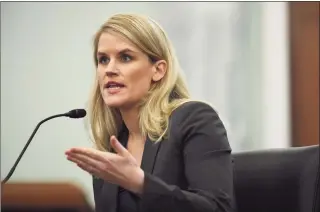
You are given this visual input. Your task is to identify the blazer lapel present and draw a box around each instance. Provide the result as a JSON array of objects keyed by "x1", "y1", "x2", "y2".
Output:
[
  {"x1": 118, "y1": 123, "x2": 162, "y2": 174},
  {"x1": 140, "y1": 137, "x2": 162, "y2": 174},
  {"x1": 99, "y1": 125, "x2": 129, "y2": 212},
  {"x1": 99, "y1": 182, "x2": 118, "y2": 212},
  {"x1": 99, "y1": 127, "x2": 161, "y2": 211}
]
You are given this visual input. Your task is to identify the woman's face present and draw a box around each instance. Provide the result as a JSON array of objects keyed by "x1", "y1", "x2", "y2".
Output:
[{"x1": 96, "y1": 31, "x2": 164, "y2": 110}]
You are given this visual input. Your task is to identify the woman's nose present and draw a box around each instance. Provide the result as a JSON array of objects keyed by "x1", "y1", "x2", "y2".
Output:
[{"x1": 105, "y1": 60, "x2": 119, "y2": 77}]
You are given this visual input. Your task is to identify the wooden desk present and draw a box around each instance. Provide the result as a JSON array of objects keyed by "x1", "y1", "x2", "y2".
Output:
[{"x1": 1, "y1": 182, "x2": 93, "y2": 212}]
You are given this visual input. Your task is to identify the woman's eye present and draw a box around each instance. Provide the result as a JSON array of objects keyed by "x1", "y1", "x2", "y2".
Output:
[
  {"x1": 121, "y1": 54, "x2": 132, "y2": 62},
  {"x1": 98, "y1": 56, "x2": 109, "y2": 64}
]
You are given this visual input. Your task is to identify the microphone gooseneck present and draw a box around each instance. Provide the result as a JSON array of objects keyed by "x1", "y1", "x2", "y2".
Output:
[{"x1": 1, "y1": 109, "x2": 86, "y2": 184}]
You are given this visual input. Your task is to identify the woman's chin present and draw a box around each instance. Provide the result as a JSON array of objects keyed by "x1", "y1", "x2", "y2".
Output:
[
  {"x1": 104, "y1": 99, "x2": 138, "y2": 110},
  {"x1": 102, "y1": 95, "x2": 126, "y2": 107},
  {"x1": 105, "y1": 101, "x2": 124, "y2": 108}
]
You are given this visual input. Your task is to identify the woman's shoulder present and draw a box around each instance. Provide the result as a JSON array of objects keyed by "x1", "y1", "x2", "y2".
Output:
[
  {"x1": 168, "y1": 100, "x2": 229, "y2": 148},
  {"x1": 170, "y1": 100, "x2": 218, "y2": 120},
  {"x1": 168, "y1": 100, "x2": 223, "y2": 132}
]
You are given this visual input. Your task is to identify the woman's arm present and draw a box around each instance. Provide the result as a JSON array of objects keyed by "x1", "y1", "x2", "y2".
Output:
[{"x1": 139, "y1": 101, "x2": 235, "y2": 212}]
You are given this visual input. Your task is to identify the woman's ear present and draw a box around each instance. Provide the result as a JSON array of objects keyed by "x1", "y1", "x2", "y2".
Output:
[{"x1": 152, "y1": 60, "x2": 167, "y2": 82}]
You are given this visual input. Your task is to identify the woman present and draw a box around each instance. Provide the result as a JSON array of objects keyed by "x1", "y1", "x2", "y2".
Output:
[{"x1": 65, "y1": 14, "x2": 235, "y2": 212}]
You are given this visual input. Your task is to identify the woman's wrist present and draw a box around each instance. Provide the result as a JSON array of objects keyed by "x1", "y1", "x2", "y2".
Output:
[{"x1": 127, "y1": 168, "x2": 145, "y2": 194}]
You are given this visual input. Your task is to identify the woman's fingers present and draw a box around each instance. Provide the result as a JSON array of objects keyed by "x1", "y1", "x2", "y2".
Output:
[
  {"x1": 110, "y1": 136, "x2": 129, "y2": 157},
  {"x1": 68, "y1": 147, "x2": 107, "y2": 161},
  {"x1": 76, "y1": 161, "x2": 100, "y2": 176},
  {"x1": 66, "y1": 151, "x2": 104, "y2": 169},
  {"x1": 67, "y1": 153, "x2": 101, "y2": 175},
  {"x1": 65, "y1": 142, "x2": 137, "y2": 185}
]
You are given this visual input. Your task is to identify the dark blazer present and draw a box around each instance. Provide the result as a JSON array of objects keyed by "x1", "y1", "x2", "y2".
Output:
[{"x1": 93, "y1": 101, "x2": 235, "y2": 212}]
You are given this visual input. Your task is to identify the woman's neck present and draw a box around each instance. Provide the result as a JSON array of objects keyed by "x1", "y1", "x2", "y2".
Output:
[{"x1": 120, "y1": 107, "x2": 143, "y2": 141}]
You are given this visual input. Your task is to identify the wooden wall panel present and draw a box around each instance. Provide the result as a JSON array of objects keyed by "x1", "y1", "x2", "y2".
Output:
[{"x1": 289, "y1": 2, "x2": 319, "y2": 146}]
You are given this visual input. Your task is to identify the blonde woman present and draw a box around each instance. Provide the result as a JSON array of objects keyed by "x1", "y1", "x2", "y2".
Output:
[{"x1": 65, "y1": 14, "x2": 235, "y2": 212}]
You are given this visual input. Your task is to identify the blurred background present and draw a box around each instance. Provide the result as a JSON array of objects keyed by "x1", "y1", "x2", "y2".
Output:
[{"x1": 1, "y1": 1, "x2": 319, "y2": 207}]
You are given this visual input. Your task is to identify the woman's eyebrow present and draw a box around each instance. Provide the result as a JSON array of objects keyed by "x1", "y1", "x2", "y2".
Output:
[
  {"x1": 118, "y1": 48, "x2": 138, "y2": 54},
  {"x1": 97, "y1": 52, "x2": 107, "y2": 57},
  {"x1": 97, "y1": 48, "x2": 138, "y2": 56}
]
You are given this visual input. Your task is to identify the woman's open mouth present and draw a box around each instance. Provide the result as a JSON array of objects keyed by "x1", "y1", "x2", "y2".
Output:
[{"x1": 104, "y1": 81, "x2": 125, "y2": 94}]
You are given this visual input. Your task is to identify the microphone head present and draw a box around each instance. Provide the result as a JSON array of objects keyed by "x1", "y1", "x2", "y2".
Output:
[{"x1": 66, "y1": 109, "x2": 87, "y2": 118}]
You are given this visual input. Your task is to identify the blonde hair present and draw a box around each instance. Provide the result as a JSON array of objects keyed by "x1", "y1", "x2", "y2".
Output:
[{"x1": 88, "y1": 14, "x2": 191, "y2": 151}]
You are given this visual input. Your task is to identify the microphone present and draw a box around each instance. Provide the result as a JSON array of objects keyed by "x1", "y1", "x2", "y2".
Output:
[
  {"x1": 65, "y1": 109, "x2": 87, "y2": 119},
  {"x1": 1, "y1": 109, "x2": 87, "y2": 184}
]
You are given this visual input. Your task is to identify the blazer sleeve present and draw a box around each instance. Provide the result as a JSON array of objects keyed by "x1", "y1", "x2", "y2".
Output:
[{"x1": 139, "y1": 101, "x2": 235, "y2": 212}]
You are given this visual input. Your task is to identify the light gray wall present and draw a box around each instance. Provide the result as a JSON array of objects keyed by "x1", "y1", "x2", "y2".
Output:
[
  {"x1": 1, "y1": 2, "x2": 169, "y2": 205},
  {"x1": 1, "y1": 2, "x2": 290, "y2": 206}
]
